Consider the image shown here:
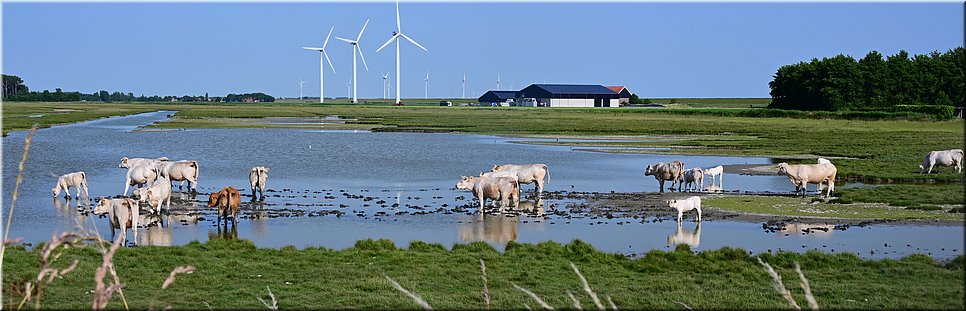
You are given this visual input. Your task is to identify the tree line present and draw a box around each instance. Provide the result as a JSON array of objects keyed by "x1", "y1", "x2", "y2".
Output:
[
  {"x1": 1, "y1": 74, "x2": 274, "y2": 103},
  {"x1": 768, "y1": 47, "x2": 964, "y2": 117}
]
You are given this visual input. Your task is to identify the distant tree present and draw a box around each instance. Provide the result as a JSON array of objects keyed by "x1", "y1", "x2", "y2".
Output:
[
  {"x1": 99, "y1": 90, "x2": 110, "y2": 102},
  {"x1": 2, "y1": 74, "x2": 28, "y2": 98},
  {"x1": 629, "y1": 93, "x2": 651, "y2": 105}
]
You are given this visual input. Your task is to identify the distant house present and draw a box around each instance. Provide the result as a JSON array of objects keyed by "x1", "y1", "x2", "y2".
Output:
[
  {"x1": 478, "y1": 91, "x2": 518, "y2": 106},
  {"x1": 606, "y1": 86, "x2": 632, "y2": 105},
  {"x1": 517, "y1": 84, "x2": 619, "y2": 107}
]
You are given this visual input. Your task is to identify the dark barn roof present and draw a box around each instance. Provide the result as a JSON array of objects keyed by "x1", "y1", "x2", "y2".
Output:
[
  {"x1": 478, "y1": 91, "x2": 518, "y2": 102},
  {"x1": 519, "y1": 84, "x2": 619, "y2": 99}
]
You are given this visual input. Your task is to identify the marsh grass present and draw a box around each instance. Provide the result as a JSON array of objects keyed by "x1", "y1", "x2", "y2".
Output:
[{"x1": 705, "y1": 195, "x2": 964, "y2": 220}]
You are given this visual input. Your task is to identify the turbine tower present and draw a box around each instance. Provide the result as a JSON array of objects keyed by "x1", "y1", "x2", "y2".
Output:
[
  {"x1": 335, "y1": 19, "x2": 370, "y2": 104},
  {"x1": 382, "y1": 72, "x2": 390, "y2": 99},
  {"x1": 496, "y1": 73, "x2": 501, "y2": 91},
  {"x1": 346, "y1": 79, "x2": 352, "y2": 100},
  {"x1": 302, "y1": 27, "x2": 336, "y2": 103},
  {"x1": 424, "y1": 71, "x2": 429, "y2": 99},
  {"x1": 376, "y1": 0, "x2": 428, "y2": 105},
  {"x1": 461, "y1": 71, "x2": 466, "y2": 99},
  {"x1": 298, "y1": 74, "x2": 306, "y2": 100}
]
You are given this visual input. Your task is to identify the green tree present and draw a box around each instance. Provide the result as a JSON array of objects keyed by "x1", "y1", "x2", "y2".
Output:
[{"x1": 2, "y1": 74, "x2": 28, "y2": 98}]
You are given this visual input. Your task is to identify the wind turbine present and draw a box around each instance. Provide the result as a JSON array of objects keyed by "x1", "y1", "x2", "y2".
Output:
[
  {"x1": 382, "y1": 72, "x2": 390, "y2": 99},
  {"x1": 461, "y1": 71, "x2": 466, "y2": 99},
  {"x1": 376, "y1": 0, "x2": 428, "y2": 105},
  {"x1": 496, "y1": 73, "x2": 501, "y2": 91},
  {"x1": 298, "y1": 74, "x2": 306, "y2": 100},
  {"x1": 302, "y1": 27, "x2": 336, "y2": 104},
  {"x1": 346, "y1": 79, "x2": 352, "y2": 100},
  {"x1": 424, "y1": 71, "x2": 429, "y2": 99},
  {"x1": 335, "y1": 19, "x2": 370, "y2": 104}
]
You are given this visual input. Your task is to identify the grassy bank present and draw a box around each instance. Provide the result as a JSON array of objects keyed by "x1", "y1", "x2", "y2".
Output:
[
  {"x1": 3, "y1": 238, "x2": 963, "y2": 309},
  {"x1": 705, "y1": 194, "x2": 964, "y2": 221},
  {"x1": 3, "y1": 102, "x2": 963, "y2": 183}
]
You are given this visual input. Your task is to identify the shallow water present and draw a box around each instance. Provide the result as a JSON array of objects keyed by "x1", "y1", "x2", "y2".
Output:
[{"x1": 3, "y1": 111, "x2": 963, "y2": 259}]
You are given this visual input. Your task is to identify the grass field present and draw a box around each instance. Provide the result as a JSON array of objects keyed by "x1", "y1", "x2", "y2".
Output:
[
  {"x1": 3, "y1": 238, "x2": 963, "y2": 309},
  {"x1": 648, "y1": 97, "x2": 771, "y2": 108},
  {"x1": 705, "y1": 194, "x2": 964, "y2": 221}
]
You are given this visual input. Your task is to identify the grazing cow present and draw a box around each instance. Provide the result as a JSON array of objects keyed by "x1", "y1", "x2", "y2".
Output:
[
  {"x1": 136, "y1": 175, "x2": 172, "y2": 214},
  {"x1": 777, "y1": 162, "x2": 837, "y2": 198},
  {"x1": 52, "y1": 171, "x2": 90, "y2": 200},
  {"x1": 456, "y1": 175, "x2": 520, "y2": 213},
  {"x1": 682, "y1": 167, "x2": 704, "y2": 192},
  {"x1": 249, "y1": 167, "x2": 270, "y2": 201},
  {"x1": 159, "y1": 160, "x2": 200, "y2": 193},
  {"x1": 919, "y1": 149, "x2": 963, "y2": 174},
  {"x1": 124, "y1": 164, "x2": 161, "y2": 196},
  {"x1": 208, "y1": 186, "x2": 241, "y2": 225},
  {"x1": 93, "y1": 198, "x2": 140, "y2": 243},
  {"x1": 490, "y1": 164, "x2": 550, "y2": 197},
  {"x1": 118, "y1": 156, "x2": 169, "y2": 169},
  {"x1": 644, "y1": 161, "x2": 684, "y2": 192},
  {"x1": 667, "y1": 196, "x2": 702, "y2": 223},
  {"x1": 703, "y1": 165, "x2": 724, "y2": 189},
  {"x1": 667, "y1": 222, "x2": 701, "y2": 247}
]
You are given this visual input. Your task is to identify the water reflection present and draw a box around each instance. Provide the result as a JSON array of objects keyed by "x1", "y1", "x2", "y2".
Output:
[
  {"x1": 208, "y1": 223, "x2": 239, "y2": 241},
  {"x1": 458, "y1": 213, "x2": 519, "y2": 245},
  {"x1": 778, "y1": 223, "x2": 835, "y2": 238},
  {"x1": 516, "y1": 198, "x2": 546, "y2": 216},
  {"x1": 137, "y1": 217, "x2": 172, "y2": 246},
  {"x1": 667, "y1": 222, "x2": 702, "y2": 247},
  {"x1": 247, "y1": 201, "x2": 269, "y2": 238}
]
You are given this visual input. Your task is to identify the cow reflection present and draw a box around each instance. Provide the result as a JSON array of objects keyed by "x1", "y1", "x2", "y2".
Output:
[
  {"x1": 516, "y1": 198, "x2": 546, "y2": 216},
  {"x1": 208, "y1": 222, "x2": 239, "y2": 241},
  {"x1": 703, "y1": 184, "x2": 723, "y2": 193},
  {"x1": 458, "y1": 213, "x2": 519, "y2": 245},
  {"x1": 137, "y1": 215, "x2": 172, "y2": 246},
  {"x1": 777, "y1": 223, "x2": 835, "y2": 238},
  {"x1": 247, "y1": 201, "x2": 268, "y2": 238},
  {"x1": 667, "y1": 222, "x2": 701, "y2": 247},
  {"x1": 53, "y1": 197, "x2": 90, "y2": 225}
]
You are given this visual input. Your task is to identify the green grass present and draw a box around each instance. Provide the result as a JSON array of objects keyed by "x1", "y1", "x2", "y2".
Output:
[
  {"x1": 3, "y1": 239, "x2": 963, "y2": 309},
  {"x1": 648, "y1": 97, "x2": 771, "y2": 108},
  {"x1": 4, "y1": 102, "x2": 964, "y2": 183},
  {"x1": 833, "y1": 184, "x2": 965, "y2": 209},
  {"x1": 706, "y1": 195, "x2": 965, "y2": 221}
]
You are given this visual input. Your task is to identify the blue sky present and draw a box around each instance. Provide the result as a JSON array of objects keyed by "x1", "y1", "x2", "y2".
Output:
[{"x1": 2, "y1": 2, "x2": 962, "y2": 99}]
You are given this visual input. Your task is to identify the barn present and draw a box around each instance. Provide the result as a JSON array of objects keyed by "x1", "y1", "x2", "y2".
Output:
[
  {"x1": 477, "y1": 91, "x2": 518, "y2": 106},
  {"x1": 516, "y1": 84, "x2": 620, "y2": 107},
  {"x1": 606, "y1": 86, "x2": 632, "y2": 105}
]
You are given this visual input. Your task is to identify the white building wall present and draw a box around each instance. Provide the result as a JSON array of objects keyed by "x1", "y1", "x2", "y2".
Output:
[
  {"x1": 550, "y1": 98, "x2": 595, "y2": 107},
  {"x1": 609, "y1": 99, "x2": 619, "y2": 107}
]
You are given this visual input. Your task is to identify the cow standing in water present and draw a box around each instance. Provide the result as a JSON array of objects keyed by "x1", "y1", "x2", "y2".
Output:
[
  {"x1": 249, "y1": 167, "x2": 270, "y2": 201},
  {"x1": 490, "y1": 164, "x2": 550, "y2": 197}
]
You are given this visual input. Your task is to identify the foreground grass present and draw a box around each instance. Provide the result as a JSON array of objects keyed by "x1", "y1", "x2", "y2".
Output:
[
  {"x1": 706, "y1": 194, "x2": 964, "y2": 221},
  {"x1": 3, "y1": 239, "x2": 963, "y2": 309},
  {"x1": 3, "y1": 102, "x2": 963, "y2": 183}
]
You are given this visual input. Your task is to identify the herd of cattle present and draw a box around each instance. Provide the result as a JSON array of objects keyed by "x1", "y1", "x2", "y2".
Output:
[{"x1": 50, "y1": 148, "x2": 963, "y2": 242}]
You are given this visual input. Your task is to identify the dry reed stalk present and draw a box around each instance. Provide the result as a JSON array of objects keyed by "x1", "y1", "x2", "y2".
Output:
[
  {"x1": 570, "y1": 262, "x2": 604, "y2": 310},
  {"x1": 511, "y1": 283, "x2": 554, "y2": 310},
  {"x1": 385, "y1": 275, "x2": 433, "y2": 310},
  {"x1": 480, "y1": 259, "x2": 490, "y2": 308},
  {"x1": 674, "y1": 300, "x2": 692, "y2": 310},
  {"x1": 1, "y1": 126, "x2": 38, "y2": 277},
  {"x1": 795, "y1": 263, "x2": 819, "y2": 310},
  {"x1": 17, "y1": 231, "x2": 97, "y2": 309},
  {"x1": 93, "y1": 231, "x2": 126, "y2": 310},
  {"x1": 607, "y1": 296, "x2": 617, "y2": 310},
  {"x1": 256, "y1": 286, "x2": 278, "y2": 310},
  {"x1": 161, "y1": 266, "x2": 196, "y2": 289},
  {"x1": 566, "y1": 291, "x2": 583, "y2": 310},
  {"x1": 4, "y1": 237, "x2": 24, "y2": 246},
  {"x1": 757, "y1": 257, "x2": 801, "y2": 310}
]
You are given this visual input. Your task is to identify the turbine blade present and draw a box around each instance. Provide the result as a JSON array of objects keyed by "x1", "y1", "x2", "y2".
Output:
[
  {"x1": 323, "y1": 51, "x2": 336, "y2": 74},
  {"x1": 303, "y1": 47, "x2": 324, "y2": 51},
  {"x1": 358, "y1": 46, "x2": 369, "y2": 72},
  {"x1": 376, "y1": 34, "x2": 398, "y2": 53},
  {"x1": 323, "y1": 27, "x2": 334, "y2": 50},
  {"x1": 357, "y1": 19, "x2": 370, "y2": 42},
  {"x1": 396, "y1": 0, "x2": 401, "y2": 33},
  {"x1": 335, "y1": 37, "x2": 355, "y2": 44},
  {"x1": 400, "y1": 33, "x2": 427, "y2": 51}
]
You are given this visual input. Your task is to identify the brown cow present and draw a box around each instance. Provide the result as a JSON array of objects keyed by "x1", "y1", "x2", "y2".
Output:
[{"x1": 208, "y1": 186, "x2": 241, "y2": 225}]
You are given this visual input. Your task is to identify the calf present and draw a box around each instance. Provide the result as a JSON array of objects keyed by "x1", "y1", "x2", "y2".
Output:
[
  {"x1": 52, "y1": 171, "x2": 89, "y2": 200},
  {"x1": 92, "y1": 198, "x2": 140, "y2": 244},
  {"x1": 667, "y1": 196, "x2": 702, "y2": 223},
  {"x1": 208, "y1": 186, "x2": 241, "y2": 225},
  {"x1": 456, "y1": 175, "x2": 520, "y2": 213},
  {"x1": 703, "y1": 165, "x2": 724, "y2": 188},
  {"x1": 249, "y1": 167, "x2": 270, "y2": 201},
  {"x1": 136, "y1": 176, "x2": 172, "y2": 214},
  {"x1": 682, "y1": 167, "x2": 704, "y2": 192}
]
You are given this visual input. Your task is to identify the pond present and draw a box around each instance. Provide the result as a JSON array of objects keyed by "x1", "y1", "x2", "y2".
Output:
[{"x1": 2, "y1": 111, "x2": 962, "y2": 259}]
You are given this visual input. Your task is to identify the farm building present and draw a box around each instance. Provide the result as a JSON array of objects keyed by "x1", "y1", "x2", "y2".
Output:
[
  {"x1": 606, "y1": 86, "x2": 632, "y2": 105},
  {"x1": 517, "y1": 84, "x2": 620, "y2": 107},
  {"x1": 478, "y1": 91, "x2": 518, "y2": 106}
]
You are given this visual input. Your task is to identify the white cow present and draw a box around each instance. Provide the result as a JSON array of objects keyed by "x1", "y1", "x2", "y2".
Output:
[
  {"x1": 52, "y1": 171, "x2": 90, "y2": 200},
  {"x1": 456, "y1": 175, "x2": 520, "y2": 213},
  {"x1": 777, "y1": 162, "x2": 837, "y2": 198},
  {"x1": 118, "y1": 156, "x2": 169, "y2": 169},
  {"x1": 124, "y1": 164, "x2": 161, "y2": 196},
  {"x1": 919, "y1": 149, "x2": 963, "y2": 174},
  {"x1": 667, "y1": 196, "x2": 702, "y2": 223},
  {"x1": 93, "y1": 198, "x2": 140, "y2": 243},
  {"x1": 644, "y1": 161, "x2": 684, "y2": 192},
  {"x1": 249, "y1": 167, "x2": 270, "y2": 201},
  {"x1": 703, "y1": 165, "x2": 724, "y2": 189},
  {"x1": 136, "y1": 175, "x2": 172, "y2": 214},
  {"x1": 682, "y1": 167, "x2": 704, "y2": 192},
  {"x1": 159, "y1": 160, "x2": 199, "y2": 193},
  {"x1": 491, "y1": 164, "x2": 550, "y2": 197},
  {"x1": 667, "y1": 222, "x2": 701, "y2": 247}
]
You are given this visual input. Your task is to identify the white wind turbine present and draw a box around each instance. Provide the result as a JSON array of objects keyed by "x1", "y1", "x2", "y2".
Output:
[
  {"x1": 376, "y1": 0, "x2": 428, "y2": 105},
  {"x1": 496, "y1": 73, "x2": 501, "y2": 91},
  {"x1": 302, "y1": 27, "x2": 336, "y2": 104},
  {"x1": 335, "y1": 19, "x2": 370, "y2": 104},
  {"x1": 298, "y1": 74, "x2": 306, "y2": 100},
  {"x1": 424, "y1": 71, "x2": 429, "y2": 99},
  {"x1": 461, "y1": 71, "x2": 466, "y2": 99},
  {"x1": 382, "y1": 72, "x2": 390, "y2": 99},
  {"x1": 346, "y1": 79, "x2": 352, "y2": 99}
]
